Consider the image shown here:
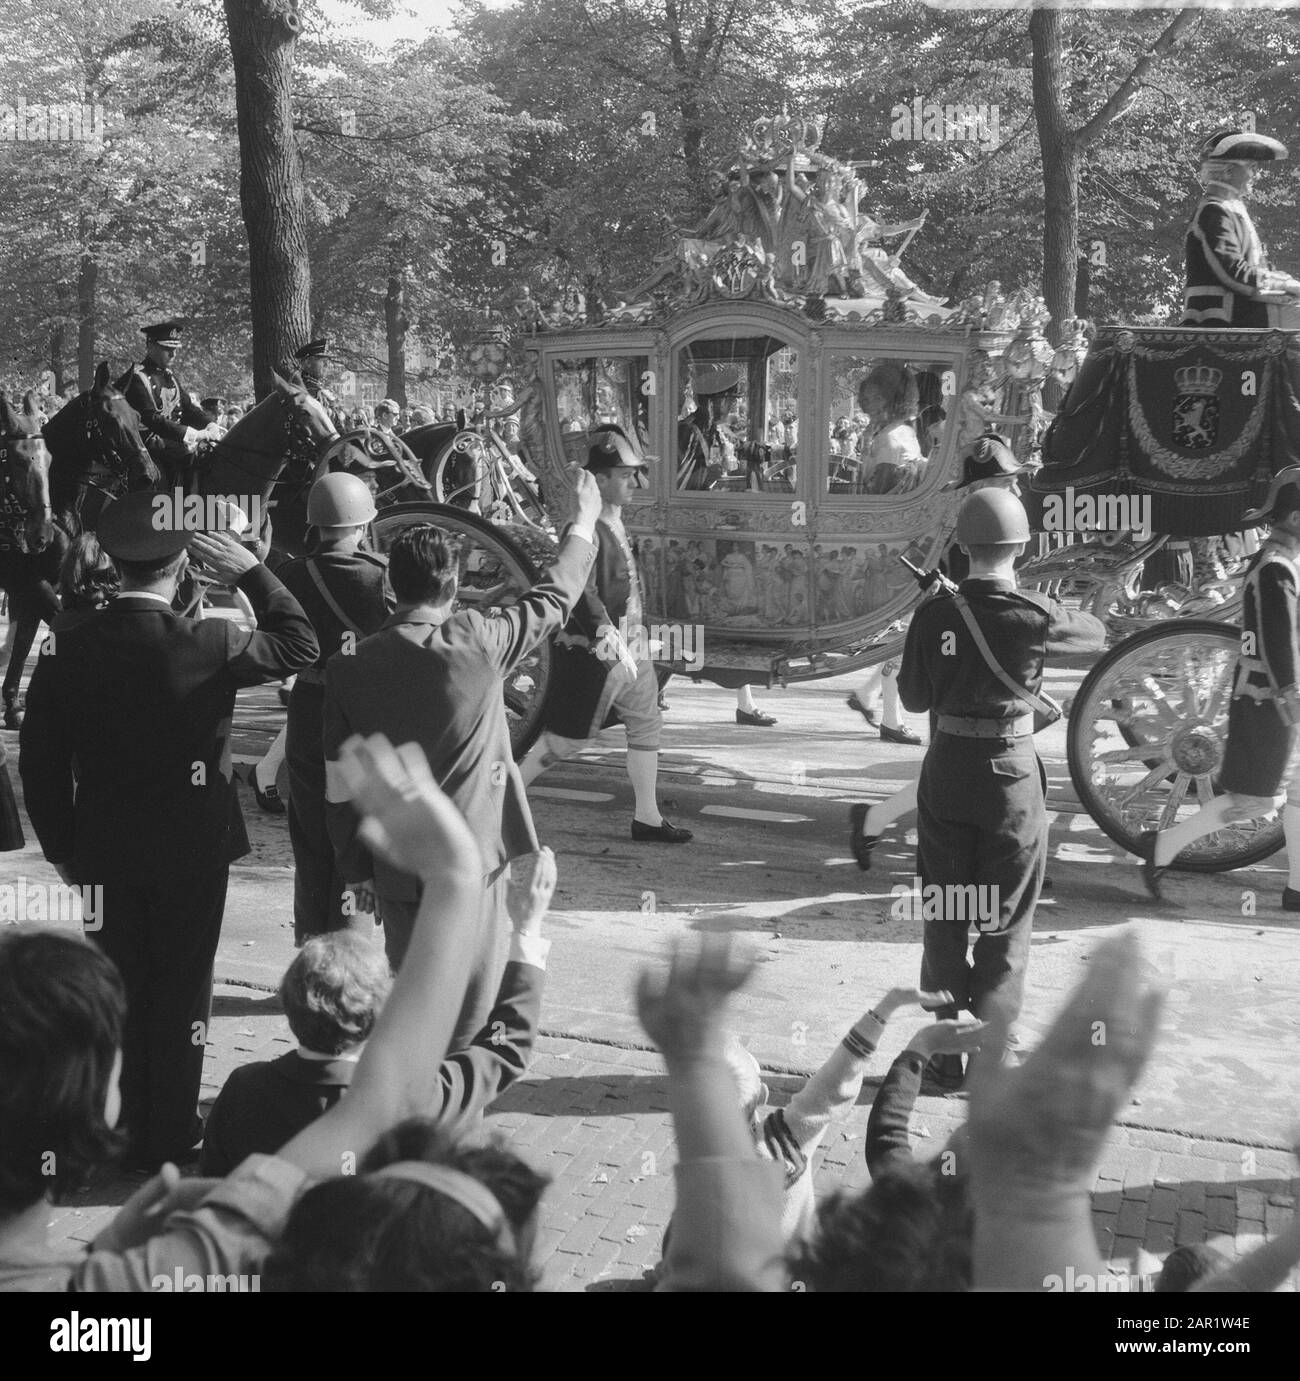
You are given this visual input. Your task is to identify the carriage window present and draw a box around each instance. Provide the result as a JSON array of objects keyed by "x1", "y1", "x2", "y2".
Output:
[
  {"x1": 552, "y1": 356, "x2": 651, "y2": 463},
  {"x1": 675, "y1": 336, "x2": 799, "y2": 493},
  {"x1": 826, "y1": 355, "x2": 954, "y2": 495}
]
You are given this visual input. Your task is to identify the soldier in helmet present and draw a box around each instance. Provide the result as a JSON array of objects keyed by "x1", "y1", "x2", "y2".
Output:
[
  {"x1": 116, "y1": 321, "x2": 221, "y2": 488},
  {"x1": 275, "y1": 473, "x2": 394, "y2": 943},
  {"x1": 1141, "y1": 467, "x2": 1300, "y2": 909},
  {"x1": 897, "y1": 488, "x2": 1106, "y2": 1090},
  {"x1": 1183, "y1": 127, "x2": 1300, "y2": 329}
]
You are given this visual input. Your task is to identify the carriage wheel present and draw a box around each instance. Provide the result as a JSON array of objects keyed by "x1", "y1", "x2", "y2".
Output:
[
  {"x1": 430, "y1": 431, "x2": 548, "y2": 529},
  {"x1": 370, "y1": 503, "x2": 551, "y2": 758},
  {"x1": 1067, "y1": 620, "x2": 1284, "y2": 872}
]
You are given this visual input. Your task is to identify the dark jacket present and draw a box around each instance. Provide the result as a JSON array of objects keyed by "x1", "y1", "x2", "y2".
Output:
[
  {"x1": 277, "y1": 549, "x2": 393, "y2": 669},
  {"x1": 864, "y1": 1048, "x2": 927, "y2": 1179},
  {"x1": 19, "y1": 568, "x2": 318, "y2": 875},
  {"x1": 544, "y1": 517, "x2": 643, "y2": 741},
  {"x1": 1183, "y1": 193, "x2": 1274, "y2": 329},
  {"x1": 115, "y1": 358, "x2": 210, "y2": 458},
  {"x1": 898, "y1": 576, "x2": 1106, "y2": 720},
  {"x1": 198, "y1": 946, "x2": 545, "y2": 1176},
  {"x1": 324, "y1": 530, "x2": 597, "y2": 898}
]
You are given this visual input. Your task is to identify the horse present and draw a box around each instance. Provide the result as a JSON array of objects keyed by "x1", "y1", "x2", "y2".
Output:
[
  {"x1": 0, "y1": 390, "x2": 64, "y2": 727},
  {"x1": 43, "y1": 361, "x2": 159, "y2": 532}
]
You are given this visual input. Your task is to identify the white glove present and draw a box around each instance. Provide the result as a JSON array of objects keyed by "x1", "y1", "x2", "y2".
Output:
[{"x1": 182, "y1": 426, "x2": 203, "y2": 445}]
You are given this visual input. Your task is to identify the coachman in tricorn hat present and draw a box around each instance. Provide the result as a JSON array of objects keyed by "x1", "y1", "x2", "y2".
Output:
[{"x1": 1182, "y1": 127, "x2": 1300, "y2": 328}]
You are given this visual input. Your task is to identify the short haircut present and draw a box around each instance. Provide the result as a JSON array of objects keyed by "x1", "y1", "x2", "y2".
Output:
[
  {"x1": 59, "y1": 532, "x2": 118, "y2": 612},
  {"x1": 115, "y1": 549, "x2": 188, "y2": 582},
  {"x1": 263, "y1": 1118, "x2": 550, "y2": 1292},
  {"x1": 792, "y1": 1160, "x2": 972, "y2": 1291},
  {"x1": 0, "y1": 930, "x2": 127, "y2": 1213},
  {"x1": 279, "y1": 932, "x2": 392, "y2": 1055},
  {"x1": 387, "y1": 524, "x2": 455, "y2": 604},
  {"x1": 962, "y1": 541, "x2": 1026, "y2": 564}
]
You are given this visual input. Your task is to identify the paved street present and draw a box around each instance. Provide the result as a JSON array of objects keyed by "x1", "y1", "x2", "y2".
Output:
[{"x1": 5, "y1": 659, "x2": 1300, "y2": 1289}]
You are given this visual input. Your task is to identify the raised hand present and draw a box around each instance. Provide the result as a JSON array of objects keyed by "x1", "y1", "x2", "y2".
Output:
[
  {"x1": 874, "y1": 986, "x2": 953, "y2": 1019},
  {"x1": 968, "y1": 930, "x2": 1164, "y2": 1203},
  {"x1": 333, "y1": 734, "x2": 483, "y2": 884},
  {"x1": 636, "y1": 933, "x2": 755, "y2": 1064},
  {"x1": 188, "y1": 528, "x2": 258, "y2": 582},
  {"x1": 506, "y1": 846, "x2": 557, "y2": 934},
  {"x1": 908, "y1": 1018, "x2": 985, "y2": 1058}
]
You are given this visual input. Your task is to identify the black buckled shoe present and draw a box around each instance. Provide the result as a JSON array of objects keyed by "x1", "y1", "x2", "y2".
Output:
[
  {"x1": 736, "y1": 708, "x2": 777, "y2": 727},
  {"x1": 631, "y1": 818, "x2": 693, "y2": 843},
  {"x1": 1137, "y1": 830, "x2": 1166, "y2": 902},
  {"x1": 880, "y1": 723, "x2": 922, "y2": 746},
  {"x1": 847, "y1": 804, "x2": 879, "y2": 872},
  {"x1": 253, "y1": 776, "x2": 286, "y2": 815}
]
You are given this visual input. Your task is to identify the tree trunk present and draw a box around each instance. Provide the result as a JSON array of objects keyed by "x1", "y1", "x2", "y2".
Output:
[
  {"x1": 49, "y1": 322, "x2": 66, "y2": 396},
  {"x1": 224, "y1": 0, "x2": 311, "y2": 399},
  {"x1": 385, "y1": 274, "x2": 408, "y2": 405},
  {"x1": 76, "y1": 243, "x2": 96, "y2": 392},
  {"x1": 1030, "y1": 9, "x2": 1077, "y2": 347}
]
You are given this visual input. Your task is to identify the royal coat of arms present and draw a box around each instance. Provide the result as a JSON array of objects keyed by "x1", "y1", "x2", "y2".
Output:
[{"x1": 1171, "y1": 364, "x2": 1222, "y2": 450}]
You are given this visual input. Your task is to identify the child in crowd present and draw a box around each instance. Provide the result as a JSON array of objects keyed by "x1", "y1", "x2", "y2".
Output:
[{"x1": 201, "y1": 847, "x2": 557, "y2": 1175}]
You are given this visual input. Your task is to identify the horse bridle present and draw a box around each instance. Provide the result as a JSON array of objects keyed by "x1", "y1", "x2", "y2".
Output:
[
  {"x1": 0, "y1": 435, "x2": 53, "y2": 553},
  {"x1": 318, "y1": 424, "x2": 432, "y2": 502}
]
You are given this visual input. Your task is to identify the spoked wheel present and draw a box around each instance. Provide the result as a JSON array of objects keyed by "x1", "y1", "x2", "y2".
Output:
[
  {"x1": 1068, "y1": 620, "x2": 1284, "y2": 871},
  {"x1": 370, "y1": 503, "x2": 553, "y2": 758},
  {"x1": 431, "y1": 430, "x2": 548, "y2": 529}
]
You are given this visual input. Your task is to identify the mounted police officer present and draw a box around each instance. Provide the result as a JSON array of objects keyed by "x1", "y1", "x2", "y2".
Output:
[
  {"x1": 115, "y1": 320, "x2": 220, "y2": 489},
  {"x1": 898, "y1": 488, "x2": 1106, "y2": 1090},
  {"x1": 276, "y1": 473, "x2": 393, "y2": 944},
  {"x1": 1183, "y1": 127, "x2": 1300, "y2": 329},
  {"x1": 294, "y1": 338, "x2": 347, "y2": 431}
]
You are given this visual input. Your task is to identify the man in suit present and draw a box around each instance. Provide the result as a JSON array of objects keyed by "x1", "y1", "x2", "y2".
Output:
[
  {"x1": 115, "y1": 320, "x2": 221, "y2": 488},
  {"x1": 19, "y1": 492, "x2": 319, "y2": 1170},
  {"x1": 323, "y1": 466, "x2": 602, "y2": 1042}
]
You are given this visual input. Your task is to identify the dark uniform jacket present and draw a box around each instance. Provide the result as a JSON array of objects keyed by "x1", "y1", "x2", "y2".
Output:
[
  {"x1": 198, "y1": 947, "x2": 544, "y2": 1176},
  {"x1": 324, "y1": 530, "x2": 597, "y2": 899},
  {"x1": 115, "y1": 358, "x2": 210, "y2": 462},
  {"x1": 276, "y1": 549, "x2": 393, "y2": 669},
  {"x1": 899, "y1": 577, "x2": 1106, "y2": 720},
  {"x1": 19, "y1": 568, "x2": 319, "y2": 877},
  {"x1": 1183, "y1": 192, "x2": 1276, "y2": 329},
  {"x1": 545, "y1": 517, "x2": 642, "y2": 741}
]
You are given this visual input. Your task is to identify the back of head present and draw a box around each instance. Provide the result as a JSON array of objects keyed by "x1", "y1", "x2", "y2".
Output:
[
  {"x1": 1155, "y1": 1243, "x2": 1230, "y2": 1292},
  {"x1": 794, "y1": 1160, "x2": 972, "y2": 1291},
  {"x1": 279, "y1": 932, "x2": 392, "y2": 1056},
  {"x1": 388, "y1": 524, "x2": 455, "y2": 605},
  {"x1": 263, "y1": 1117, "x2": 549, "y2": 1291},
  {"x1": 0, "y1": 930, "x2": 126, "y2": 1213},
  {"x1": 955, "y1": 486, "x2": 1030, "y2": 550}
]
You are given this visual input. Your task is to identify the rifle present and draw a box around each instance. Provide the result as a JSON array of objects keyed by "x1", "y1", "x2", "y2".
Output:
[{"x1": 898, "y1": 553, "x2": 957, "y2": 597}]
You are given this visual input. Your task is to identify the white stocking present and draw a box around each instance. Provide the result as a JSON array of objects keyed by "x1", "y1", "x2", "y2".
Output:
[
  {"x1": 1285, "y1": 804, "x2": 1300, "y2": 890},
  {"x1": 627, "y1": 748, "x2": 662, "y2": 826},
  {"x1": 256, "y1": 725, "x2": 287, "y2": 792},
  {"x1": 862, "y1": 780, "x2": 919, "y2": 838},
  {"x1": 1153, "y1": 796, "x2": 1237, "y2": 868}
]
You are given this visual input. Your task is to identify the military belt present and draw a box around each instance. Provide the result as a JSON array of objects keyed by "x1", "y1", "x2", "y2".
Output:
[{"x1": 936, "y1": 713, "x2": 1034, "y2": 739}]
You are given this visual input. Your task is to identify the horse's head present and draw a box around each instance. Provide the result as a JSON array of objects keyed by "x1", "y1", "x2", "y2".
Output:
[
  {"x1": 274, "y1": 369, "x2": 340, "y2": 457},
  {"x1": 88, "y1": 361, "x2": 157, "y2": 484},
  {"x1": 0, "y1": 389, "x2": 54, "y2": 552}
]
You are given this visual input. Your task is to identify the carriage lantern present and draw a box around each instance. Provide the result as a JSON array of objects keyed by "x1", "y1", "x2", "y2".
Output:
[{"x1": 467, "y1": 325, "x2": 509, "y2": 385}]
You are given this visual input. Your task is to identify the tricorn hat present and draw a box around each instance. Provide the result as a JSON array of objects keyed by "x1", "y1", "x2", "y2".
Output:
[
  {"x1": 585, "y1": 422, "x2": 648, "y2": 473},
  {"x1": 1200, "y1": 128, "x2": 1288, "y2": 163},
  {"x1": 943, "y1": 431, "x2": 1026, "y2": 490},
  {"x1": 97, "y1": 491, "x2": 192, "y2": 567},
  {"x1": 1243, "y1": 466, "x2": 1300, "y2": 524},
  {"x1": 141, "y1": 320, "x2": 185, "y2": 348},
  {"x1": 692, "y1": 363, "x2": 743, "y2": 397}
]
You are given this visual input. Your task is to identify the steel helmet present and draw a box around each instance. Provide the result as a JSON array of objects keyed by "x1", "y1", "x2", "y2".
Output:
[
  {"x1": 955, "y1": 487, "x2": 1030, "y2": 546},
  {"x1": 307, "y1": 471, "x2": 377, "y2": 526}
]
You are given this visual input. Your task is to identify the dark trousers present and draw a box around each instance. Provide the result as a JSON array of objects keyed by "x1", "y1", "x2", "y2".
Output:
[
  {"x1": 916, "y1": 734, "x2": 1047, "y2": 1027},
  {"x1": 287, "y1": 682, "x2": 347, "y2": 945},
  {"x1": 90, "y1": 860, "x2": 230, "y2": 1165},
  {"x1": 378, "y1": 873, "x2": 508, "y2": 1048}
]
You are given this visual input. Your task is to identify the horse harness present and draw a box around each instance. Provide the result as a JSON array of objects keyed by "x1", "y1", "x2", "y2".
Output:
[{"x1": 0, "y1": 436, "x2": 51, "y2": 554}]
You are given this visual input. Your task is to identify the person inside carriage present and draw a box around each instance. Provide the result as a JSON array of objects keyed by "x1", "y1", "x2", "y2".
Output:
[
  {"x1": 855, "y1": 361, "x2": 925, "y2": 496},
  {"x1": 114, "y1": 320, "x2": 223, "y2": 491},
  {"x1": 677, "y1": 364, "x2": 743, "y2": 491}
]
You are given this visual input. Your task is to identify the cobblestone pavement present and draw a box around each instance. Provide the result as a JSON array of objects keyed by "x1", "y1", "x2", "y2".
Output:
[{"x1": 46, "y1": 981, "x2": 1299, "y2": 1292}]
